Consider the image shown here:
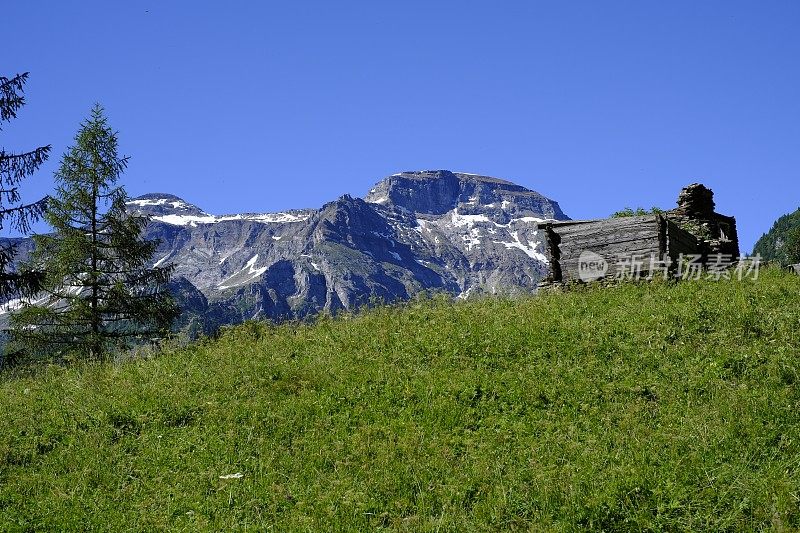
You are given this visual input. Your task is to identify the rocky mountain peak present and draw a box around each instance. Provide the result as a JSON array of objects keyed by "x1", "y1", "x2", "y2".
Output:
[
  {"x1": 312, "y1": 194, "x2": 393, "y2": 241},
  {"x1": 364, "y1": 170, "x2": 569, "y2": 220},
  {"x1": 126, "y1": 194, "x2": 207, "y2": 217}
]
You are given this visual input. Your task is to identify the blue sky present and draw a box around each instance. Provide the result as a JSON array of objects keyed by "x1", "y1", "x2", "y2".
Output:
[{"x1": 5, "y1": 1, "x2": 800, "y2": 251}]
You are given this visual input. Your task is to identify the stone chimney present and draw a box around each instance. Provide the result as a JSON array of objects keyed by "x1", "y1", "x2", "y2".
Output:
[
  {"x1": 675, "y1": 183, "x2": 715, "y2": 217},
  {"x1": 667, "y1": 183, "x2": 739, "y2": 258}
]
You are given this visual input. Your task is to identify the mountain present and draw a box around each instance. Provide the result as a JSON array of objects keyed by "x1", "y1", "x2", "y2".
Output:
[
  {"x1": 752, "y1": 208, "x2": 800, "y2": 266},
  {"x1": 1, "y1": 170, "x2": 568, "y2": 335},
  {"x1": 127, "y1": 170, "x2": 567, "y2": 334}
]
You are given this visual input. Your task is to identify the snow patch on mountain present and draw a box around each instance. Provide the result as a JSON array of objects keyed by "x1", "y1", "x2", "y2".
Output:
[
  {"x1": 513, "y1": 216, "x2": 548, "y2": 224},
  {"x1": 495, "y1": 231, "x2": 548, "y2": 263},
  {"x1": 153, "y1": 253, "x2": 173, "y2": 267},
  {"x1": 449, "y1": 211, "x2": 492, "y2": 227},
  {"x1": 127, "y1": 194, "x2": 312, "y2": 227},
  {"x1": 128, "y1": 198, "x2": 195, "y2": 210},
  {"x1": 218, "y1": 255, "x2": 268, "y2": 290},
  {"x1": 153, "y1": 212, "x2": 310, "y2": 227}
]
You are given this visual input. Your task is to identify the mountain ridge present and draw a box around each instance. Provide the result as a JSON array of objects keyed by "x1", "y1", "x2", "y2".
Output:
[{"x1": 4, "y1": 170, "x2": 569, "y2": 335}]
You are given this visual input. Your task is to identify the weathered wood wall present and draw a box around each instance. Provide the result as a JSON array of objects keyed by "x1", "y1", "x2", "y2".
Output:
[
  {"x1": 545, "y1": 215, "x2": 662, "y2": 282},
  {"x1": 664, "y1": 219, "x2": 701, "y2": 260},
  {"x1": 543, "y1": 215, "x2": 703, "y2": 282}
]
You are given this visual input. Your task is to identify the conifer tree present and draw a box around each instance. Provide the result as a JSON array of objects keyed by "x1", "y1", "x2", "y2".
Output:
[
  {"x1": 784, "y1": 226, "x2": 800, "y2": 266},
  {"x1": 0, "y1": 73, "x2": 50, "y2": 298},
  {"x1": 12, "y1": 105, "x2": 179, "y2": 360}
]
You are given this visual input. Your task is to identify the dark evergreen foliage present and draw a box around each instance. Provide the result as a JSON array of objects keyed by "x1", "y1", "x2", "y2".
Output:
[
  {"x1": 11, "y1": 106, "x2": 179, "y2": 360},
  {"x1": 0, "y1": 73, "x2": 50, "y2": 298},
  {"x1": 752, "y1": 208, "x2": 800, "y2": 266}
]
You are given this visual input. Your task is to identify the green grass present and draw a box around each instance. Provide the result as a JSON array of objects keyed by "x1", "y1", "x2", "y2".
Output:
[{"x1": 2, "y1": 269, "x2": 800, "y2": 531}]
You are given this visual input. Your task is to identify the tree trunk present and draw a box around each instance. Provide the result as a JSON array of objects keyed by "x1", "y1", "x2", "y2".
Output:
[{"x1": 90, "y1": 174, "x2": 100, "y2": 359}]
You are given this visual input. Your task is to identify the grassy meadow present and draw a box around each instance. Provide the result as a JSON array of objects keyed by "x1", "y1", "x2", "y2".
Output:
[{"x1": 1, "y1": 269, "x2": 800, "y2": 531}]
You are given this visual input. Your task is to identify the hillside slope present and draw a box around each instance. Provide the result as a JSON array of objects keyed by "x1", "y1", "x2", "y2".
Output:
[
  {"x1": 2, "y1": 270, "x2": 800, "y2": 530},
  {"x1": 753, "y1": 207, "x2": 800, "y2": 265}
]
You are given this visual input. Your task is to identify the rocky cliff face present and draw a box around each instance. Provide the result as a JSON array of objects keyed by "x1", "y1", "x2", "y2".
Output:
[
  {"x1": 365, "y1": 170, "x2": 568, "y2": 219},
  {"x1": 3, "y1": 170, "x2": 568, "y2": 335}
]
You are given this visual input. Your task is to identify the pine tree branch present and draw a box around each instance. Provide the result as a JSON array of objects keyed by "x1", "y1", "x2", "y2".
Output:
[
  {"x1": 0, "y1": 196, "x2": 48, "y2": 233},
  {"x1": 0, "y1": 73, "x2": 29, "y2": 127},
  {"x1": 0, "y1": 146, "x2": 51, "y2": 184}
]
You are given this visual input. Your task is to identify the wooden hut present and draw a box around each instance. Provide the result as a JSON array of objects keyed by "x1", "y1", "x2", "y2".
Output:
[{"x1": 540, "y1": 184, "x2": 739, "y2": 283}]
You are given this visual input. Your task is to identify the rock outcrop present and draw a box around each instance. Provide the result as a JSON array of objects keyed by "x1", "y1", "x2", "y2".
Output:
[{"x1": 366, "y1": 170, "x2": 568, "y2": 219}]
